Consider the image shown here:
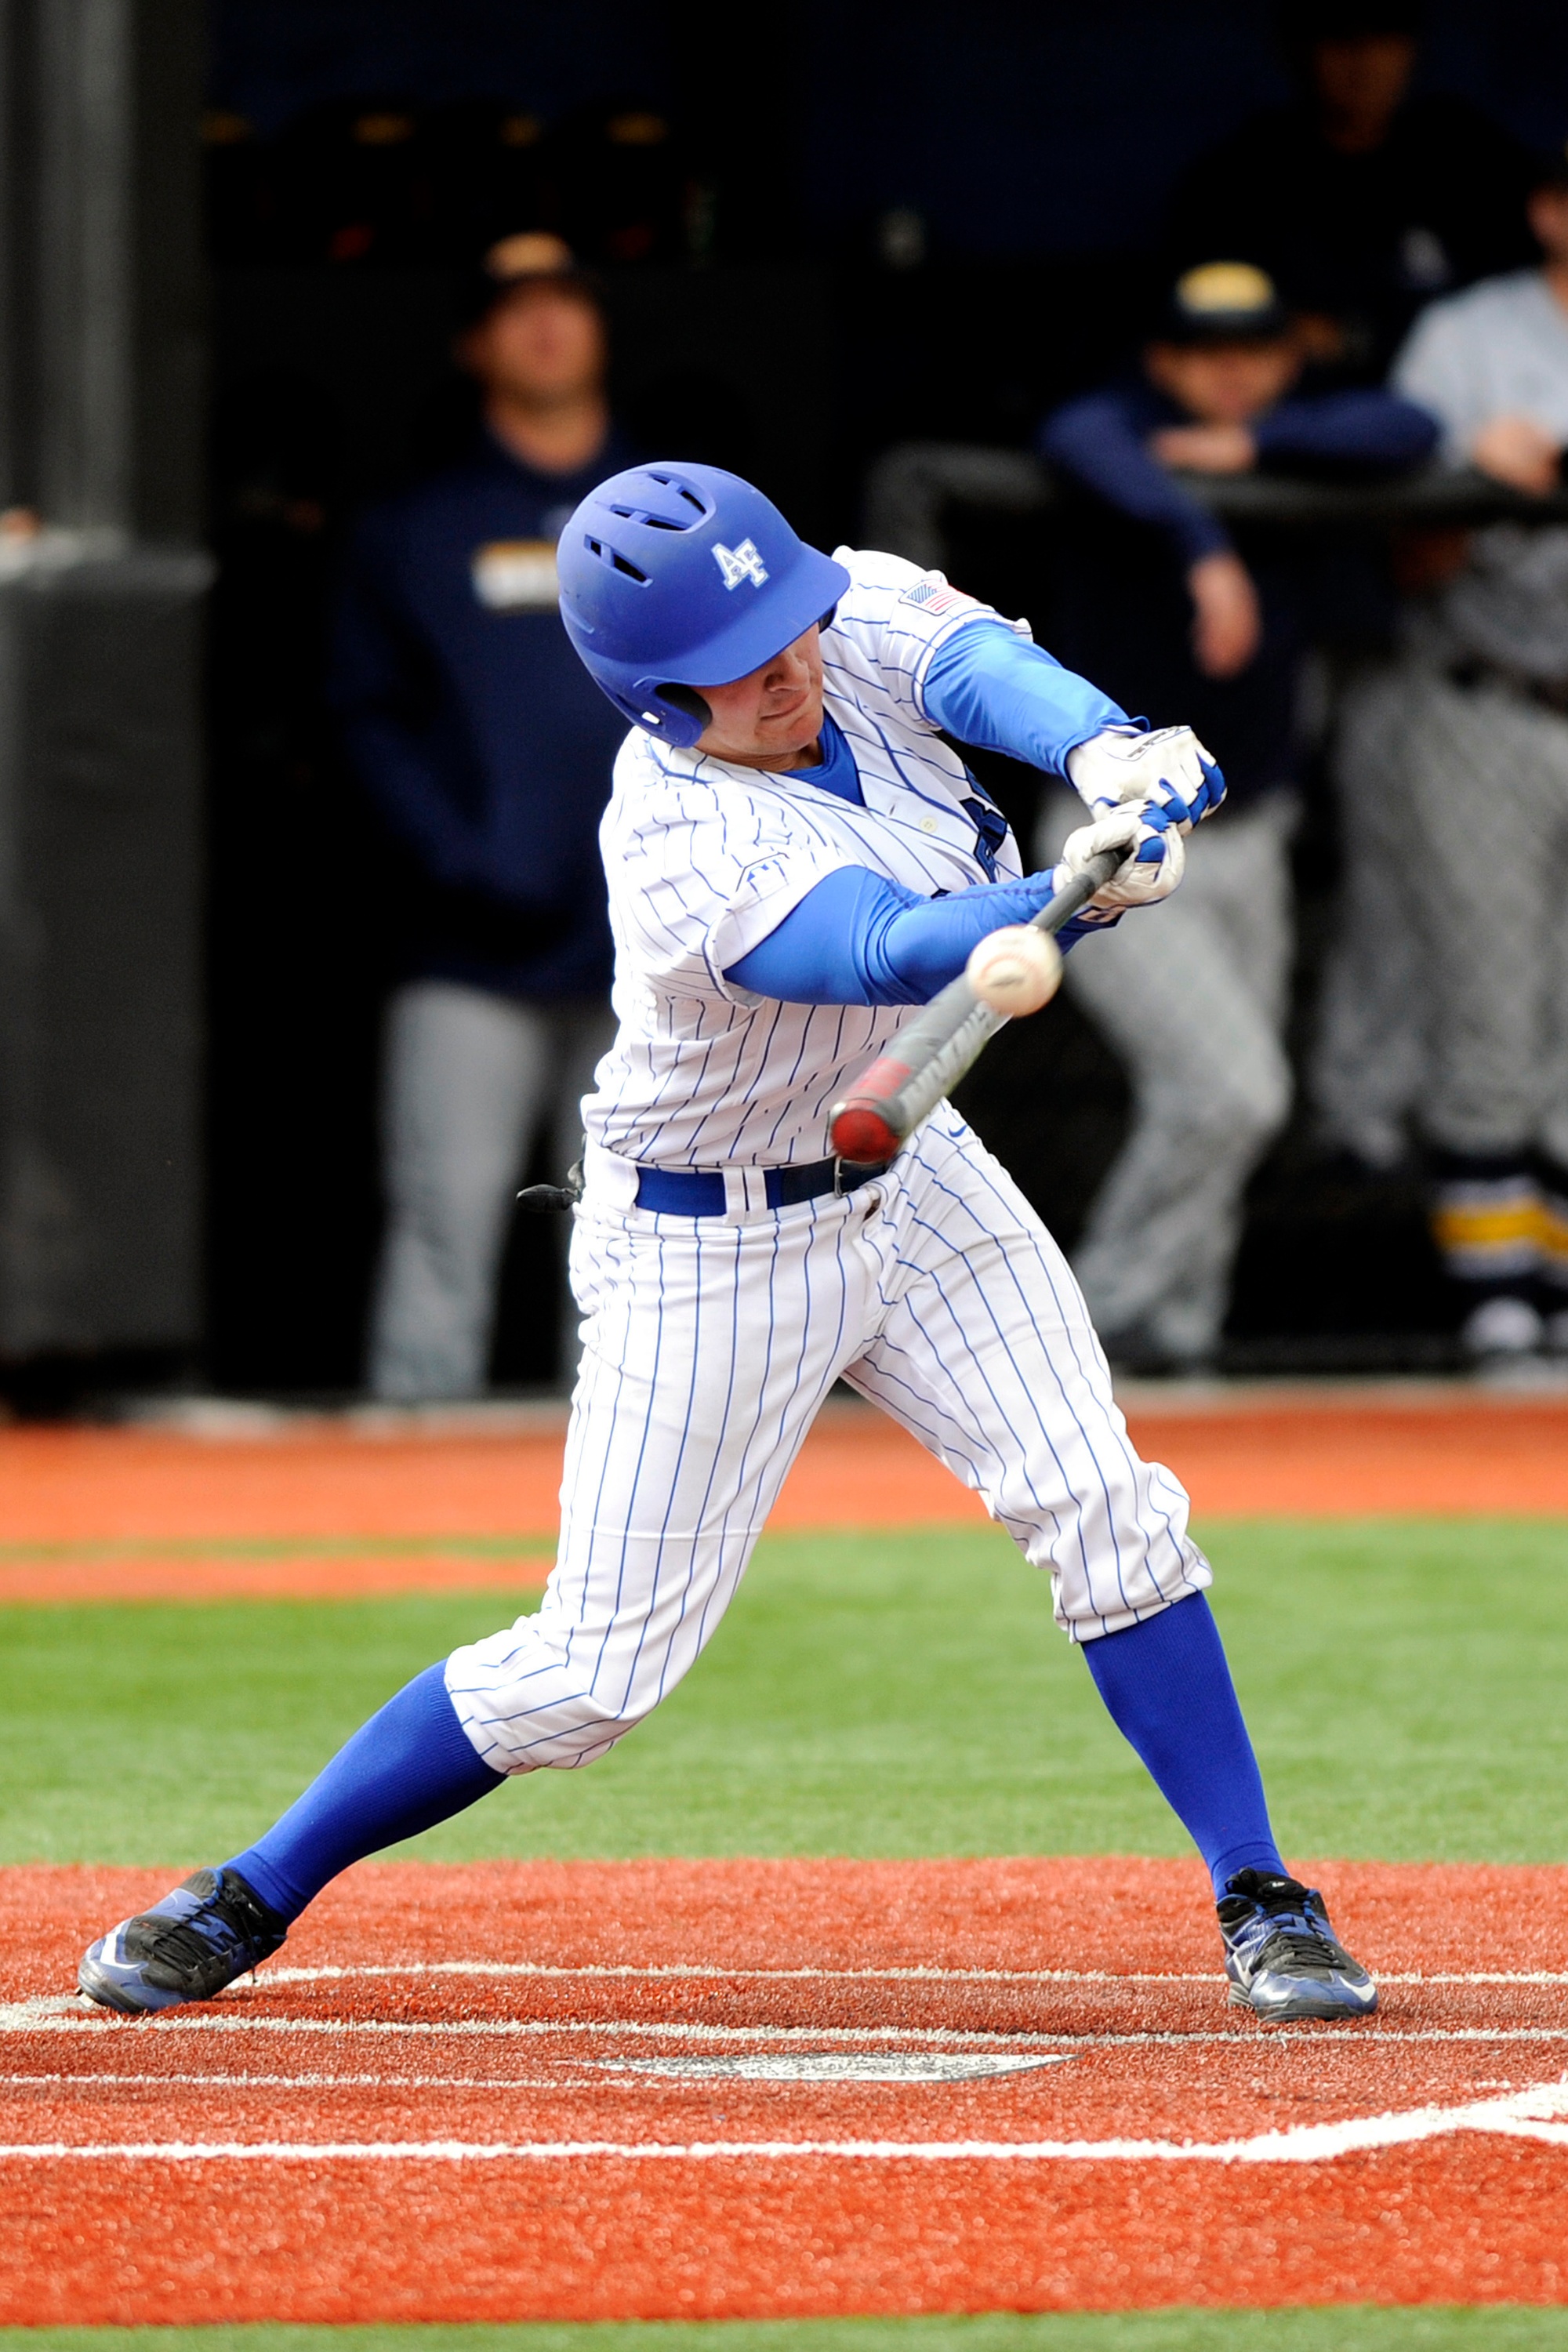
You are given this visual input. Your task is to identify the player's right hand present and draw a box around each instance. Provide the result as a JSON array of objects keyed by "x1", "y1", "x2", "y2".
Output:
[
  {"x1": 1058, "y1": 804, "x2": 1185, "y2": 926},
  {"x1": 1065, "y1": 723, "x2": 1225, "y2": 833}
]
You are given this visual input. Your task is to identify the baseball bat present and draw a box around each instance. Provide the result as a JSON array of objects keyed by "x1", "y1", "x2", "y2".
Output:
[{"x1": 828, "y1": 846, "x2": 1126, "y2": 1165}]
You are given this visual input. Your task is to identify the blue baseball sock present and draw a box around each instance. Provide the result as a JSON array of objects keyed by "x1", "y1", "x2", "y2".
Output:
[
  {"x1": 223, "y1": 1661, "x2": 506, "y2": 1922},
  {"x1": 1080, "y1": 1592, "x2": 1285, "y2": 1897}
]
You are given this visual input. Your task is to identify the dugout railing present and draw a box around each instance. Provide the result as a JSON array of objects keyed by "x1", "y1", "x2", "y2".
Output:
[{"x1": 864, "y1": 441, "x2": 1568, "y2": 566}]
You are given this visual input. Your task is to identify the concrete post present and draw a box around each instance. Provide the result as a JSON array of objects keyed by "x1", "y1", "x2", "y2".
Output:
[{"x1": 0, "y1": 0, "x2": 209, "y2": 1370}]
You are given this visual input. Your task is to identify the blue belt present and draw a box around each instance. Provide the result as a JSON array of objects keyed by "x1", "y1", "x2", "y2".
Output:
[{"x1": 634, "y1": 1155, "x2": 889, "y2": 1218}]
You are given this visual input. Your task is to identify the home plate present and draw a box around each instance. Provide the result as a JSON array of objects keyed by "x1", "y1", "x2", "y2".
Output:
[{"x1": 594, "y1": 2050, "x2": 1074, "y2": 2083}]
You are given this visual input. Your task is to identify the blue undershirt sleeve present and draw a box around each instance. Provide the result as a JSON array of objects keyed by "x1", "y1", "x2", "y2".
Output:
[
  {"x1": 725, "y1": 864, "x2": 1094, "y2": 1007},
  {"x1": 921, "y1": 621, "x2": 1128, "y2": 776}
]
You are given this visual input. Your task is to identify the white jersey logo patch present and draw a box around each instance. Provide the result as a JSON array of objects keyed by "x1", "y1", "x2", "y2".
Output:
[
  {"x1": 471, "y1": 540, "x2": 560, "y2": 612},
  {"x1": 713, "y1": 538, "x2": 768, "y2": 591}
]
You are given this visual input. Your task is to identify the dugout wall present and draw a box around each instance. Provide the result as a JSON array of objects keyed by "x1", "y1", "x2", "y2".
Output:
[{"x1": 0, "y1": 0, "x2": 207, "y2": 1377}]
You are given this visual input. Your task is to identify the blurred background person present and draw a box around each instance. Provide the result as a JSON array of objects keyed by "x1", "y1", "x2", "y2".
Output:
[
  {"x1": 1168, "y1": 1, "x2": 1533, "y2": 383},
  {"x1": 1338, "y1": 147, "x2": 1568, "y2": 1363},
  {"x1": 1036, "y1": 263, "x2": 1436, "y2": 1372},
  {"x1": 332, "y1": 234, "x2": 627, "y2": 1402},
  {"x1": 1247, "y1": 0, "x2": 1534, "y2": 1189}
]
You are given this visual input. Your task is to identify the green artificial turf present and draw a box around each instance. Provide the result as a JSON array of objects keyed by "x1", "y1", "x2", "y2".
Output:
[
  {"x1": 7, "y1": 2312, "x2": 1568, "y2": 2351},
  {"x1": 2, "y1": 1517, "x2": 1566, "y2": 1867}
]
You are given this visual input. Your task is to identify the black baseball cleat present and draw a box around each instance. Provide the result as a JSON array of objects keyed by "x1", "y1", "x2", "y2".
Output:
[
  {"x1": 78, "y1": 1867, "x2": 289, "y2": 2015},
  {"x1": 1217, "y1": 1867, "x2": 1377, "y2": 2023}
]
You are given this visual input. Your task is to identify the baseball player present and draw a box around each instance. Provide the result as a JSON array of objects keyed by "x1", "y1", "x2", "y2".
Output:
[{"x1": 79, "y1": 465, "x2": 1375, "y2": 2026}]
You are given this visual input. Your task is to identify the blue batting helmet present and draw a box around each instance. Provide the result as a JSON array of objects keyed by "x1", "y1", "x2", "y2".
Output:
[{"x1": 556, "y1": 461, "x2": 849, "y2": 746}]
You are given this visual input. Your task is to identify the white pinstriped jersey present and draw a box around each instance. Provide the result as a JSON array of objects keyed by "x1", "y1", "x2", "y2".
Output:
[{"x1": 583, "y1": 547, "x2": 1032, "y2": 1167}]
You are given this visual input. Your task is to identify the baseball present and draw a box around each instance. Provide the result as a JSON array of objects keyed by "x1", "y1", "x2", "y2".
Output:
[{"x1": 966, "y1": 924, "x2": 1062, "y2": 1016}]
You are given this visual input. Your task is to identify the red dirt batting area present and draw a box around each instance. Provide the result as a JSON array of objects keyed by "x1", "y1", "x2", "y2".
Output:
[
  {"x1": 2, "y1": 1857, "x2": 1566, "y2": 2321},
  {"x1": 4, "y1": 1388, "x2": 1568, "y2": 2316}
]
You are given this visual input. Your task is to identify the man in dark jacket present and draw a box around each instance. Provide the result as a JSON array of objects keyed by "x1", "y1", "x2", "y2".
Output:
[
  {"x1": 332, "y1": 234, "x2": 628, "y2": 1399},
  {"x1": 1036, "y1": 260, "x2": 1436, "y2": 1371},
  {"x1": 1168, "y1": 1, "x2": 1533, "y2": 383}
]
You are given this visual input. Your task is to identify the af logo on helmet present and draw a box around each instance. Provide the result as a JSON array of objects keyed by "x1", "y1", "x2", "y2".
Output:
[{"x1": 712, "y1": 537, "x2": 768, "y2": 590}]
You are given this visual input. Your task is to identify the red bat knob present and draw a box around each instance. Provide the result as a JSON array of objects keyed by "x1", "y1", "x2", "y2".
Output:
[{"x1": 828, "y1": 1057, "x2": 913, "y2": 1164}]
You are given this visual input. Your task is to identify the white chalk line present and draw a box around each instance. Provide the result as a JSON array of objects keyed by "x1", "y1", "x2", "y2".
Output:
[
  {"x1": 5, "y1": 1965, "x2": 1563, "y2": 2039},
  {"x1": 256, "y1": 1960, "x2": 1568, "y2": 1989},
  {"x1": 265, "y1": 1962, "x2": 1221, "y2": 1985},
  {"x1": 2, "y1": 2056, "x2": 1072, "y2": 2092},
  {"x1": 0, "y1": 2016, "x2": 1090, "y2": 2046},
  {"x1": 5, "y1": 2022, "x2": 1568, "y2": 2056},
  {"x1": 2, "y1": 2074, "x2": 1567, "y2": 2166},
  {"x1": 2, "y1": 2071, "x2": 624, "y2": 2091}
]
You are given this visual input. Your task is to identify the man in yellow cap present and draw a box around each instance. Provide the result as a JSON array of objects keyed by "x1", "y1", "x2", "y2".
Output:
[{"x1": 1036, "y1": 260, "x2": 1436, "y2": 1372}]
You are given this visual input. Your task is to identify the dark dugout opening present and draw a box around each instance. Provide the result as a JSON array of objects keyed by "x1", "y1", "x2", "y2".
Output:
[{"x1": 5, "y1": 1, "x2": 1566, "y2": 1403}]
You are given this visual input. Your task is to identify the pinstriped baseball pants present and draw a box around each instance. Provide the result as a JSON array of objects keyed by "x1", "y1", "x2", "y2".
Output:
[
  {"x1": 1316, "y1": 659, "x2": 1568, "y2": 1162},
  {"x1": 1391, "y1": 667, "x2": 1568, "y2": 1159},
  {"x1": 445, "y1": 1105, "x2": 1210, "y2": 1775}
]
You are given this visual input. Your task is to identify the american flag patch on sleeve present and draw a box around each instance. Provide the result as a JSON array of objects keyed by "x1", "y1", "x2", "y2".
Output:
[{"x1": 898, "y1": 579, "x2": 981, "y2": 618}]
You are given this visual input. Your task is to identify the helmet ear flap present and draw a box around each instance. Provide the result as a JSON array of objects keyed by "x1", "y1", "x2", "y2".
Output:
[
  {"x1": 622, "y1": 680, "x2": 713, "y2": 747},
  {"x1": 656, "y1": 684, "x2": 713, "y2": 731}
]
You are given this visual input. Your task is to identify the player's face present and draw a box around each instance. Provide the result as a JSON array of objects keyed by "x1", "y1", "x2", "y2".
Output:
[
  {"x1": 1145, "y1": 338, "x2": 1302, "y2": 426},
  {"x1": 462, "y1": 282, "x2": 607, "y2": 406},
  {"x1": 1528, "y1": 187, "x2": 1568, "y2": 270},
  {"x1": 694, "y1": 626, "x2": 825, "y2": 769},
  {"x1": 1310, "y1": 36, "x2": 1417, "y2": 148}
]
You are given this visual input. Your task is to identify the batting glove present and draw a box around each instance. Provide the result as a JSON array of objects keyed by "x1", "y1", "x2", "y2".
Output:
[
  {"x1": 1065, "y1": 723, "x2": 1225, "y2": 832},
  {"x1": 1058, "y1": 804, "x2": 1185, "y2": 927}
]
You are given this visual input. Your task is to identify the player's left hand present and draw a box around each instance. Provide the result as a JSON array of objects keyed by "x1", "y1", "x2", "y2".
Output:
[
  {"x1": 1058, "y1": 804, "x2": 1185, "y2": 926},
  {"x1": 1065, "y1": 723, "x2": 1225, "y2": 831}
]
